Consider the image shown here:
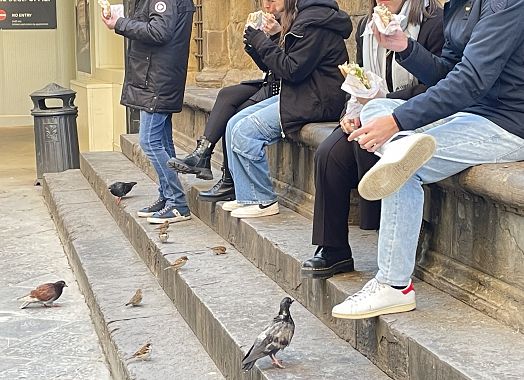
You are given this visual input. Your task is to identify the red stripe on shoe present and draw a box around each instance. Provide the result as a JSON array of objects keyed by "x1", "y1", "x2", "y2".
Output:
[{"x1": 401, "y1": 282, "x2": 415, "y2": 295}]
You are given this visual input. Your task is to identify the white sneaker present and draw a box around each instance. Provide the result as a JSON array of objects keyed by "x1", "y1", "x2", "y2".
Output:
[
  {"x1": 230, "y1": 202, "x2": 279, "y2": 218},
  {"x1": 222, "y1": 200, "x2": 243, "y2": 211},
  {"x1": 358, "y1": 134, "x2": 436, "y2": 201},
  {"x1": 332, "y1": 278, "x2": 416, "y2": 319}
]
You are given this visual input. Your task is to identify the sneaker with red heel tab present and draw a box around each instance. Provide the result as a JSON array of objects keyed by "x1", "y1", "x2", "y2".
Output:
[{"x1": 331, "y1": 278, "x2": 416, "y2": 319}]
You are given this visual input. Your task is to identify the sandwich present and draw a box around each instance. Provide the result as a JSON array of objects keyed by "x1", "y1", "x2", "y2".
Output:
[
  {"x1": 246, "y1": 10, "x2": 272, "y2": 29},
  {"x1": 98, "y1": 0, "x2": 111, "y2": 19},
  {"x1": 338, "y1": 62, "x2": 371, "y2": 89},
  {"x1": 374, "y1": 4, "x2": 394, "y2": 27}
]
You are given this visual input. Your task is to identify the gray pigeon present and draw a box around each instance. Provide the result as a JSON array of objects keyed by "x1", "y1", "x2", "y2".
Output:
[
  {"x1": 108, "y1": 181, "x2": 137, "y2": 205},
  {"x1": 242, "y1": 297, "x2": 295, "y2": 370}
]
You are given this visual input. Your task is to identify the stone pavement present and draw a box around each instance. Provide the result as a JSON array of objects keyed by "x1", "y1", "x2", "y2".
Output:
[{"x1": 0, "y1": 126, "x2": 110, "y2": 379}]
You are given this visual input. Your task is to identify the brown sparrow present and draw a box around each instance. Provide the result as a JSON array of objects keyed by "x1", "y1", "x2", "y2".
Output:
[
  {"x1": 125, "y1": 289, "x2": 143, "y2": 306},
  {"x1": 19, "y1": 280, "x2": 68, "y2": 309},
  {"x1": 128, "y1": 342, "x2": 152, "y2": 361},
  {"x1": 163, "y1": 256, "x2": 188, "y2": 271},
  {"x1": 210, "y1": 246, "x2": 227, "y2": 255},
  {"x1": 154, "y1": 220, "x2": 170, "y2": 234}
]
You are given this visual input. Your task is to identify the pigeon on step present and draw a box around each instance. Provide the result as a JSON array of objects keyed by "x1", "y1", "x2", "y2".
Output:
[
  {"x1": 242, "y1": 297, "x2": 295, "y2": 370},
  {"x1": 109, "y1": 181, "x2": 137, "y2": 205},
  {"x1": 19, "y1": 280, "x2": 68, "y2": 309}
]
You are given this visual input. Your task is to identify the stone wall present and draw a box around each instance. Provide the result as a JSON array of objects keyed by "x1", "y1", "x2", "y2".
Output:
[{"x1": 194, "y1": 0, "x2": 367, "y2": 87}]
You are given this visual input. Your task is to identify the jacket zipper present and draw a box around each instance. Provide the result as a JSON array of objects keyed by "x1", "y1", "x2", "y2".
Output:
[{"x1": 278, "y1": 31, "x2": 304, "y2": 138}]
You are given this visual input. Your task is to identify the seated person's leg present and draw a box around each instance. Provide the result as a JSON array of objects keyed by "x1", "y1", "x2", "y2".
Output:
[
  {"x1": 168, "y1": 84, "x2": 260, "y2": 180},
  {"x1": 332, "y1": 112, "x2": 524, "y2": 319}
]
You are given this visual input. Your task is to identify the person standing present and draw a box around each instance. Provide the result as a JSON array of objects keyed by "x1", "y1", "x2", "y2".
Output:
[{"x1": 101, "y1": 0, "x2": 195, "y2": 224}]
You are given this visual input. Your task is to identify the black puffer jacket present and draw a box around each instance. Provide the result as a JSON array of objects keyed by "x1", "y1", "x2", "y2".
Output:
[
  {"x1": 115, "y1": 0, "x2": 195, "y2": 113},
  {"x1": 246, "y1": 0, "x2": 351, "y2": 135}
]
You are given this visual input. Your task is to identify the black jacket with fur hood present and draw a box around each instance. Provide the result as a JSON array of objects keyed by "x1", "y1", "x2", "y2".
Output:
[{"x1": 246, "y1": 0, "x2": 351, "y2": 135}]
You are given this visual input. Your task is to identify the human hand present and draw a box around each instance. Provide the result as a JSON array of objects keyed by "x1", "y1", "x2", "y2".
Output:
[
  {"x1": 101, "y1": 12, "x2": 120, "y2": 29},
  {"x1": 244, "y1": 26, "x2": 264, "y2": 46},
  {"x1": 372, "y1": 25, "x2": 408, "y2": 52},
  {"x1": 262, "y1": 14, "x2": 282, "y2": 36},
  {"x1": 348, "y1": 114, "x2": 399, "y2": 152},
  {"x1": 340, "y1": 115, "x2": 361, "y2": 135}
]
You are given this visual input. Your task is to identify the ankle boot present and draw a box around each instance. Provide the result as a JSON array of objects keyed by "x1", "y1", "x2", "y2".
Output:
[
  {"x1": 301, "y1": 246, "x2": 354, "y2": 280},
  {"x1": 167, "y1": 136, "x2": 214, "y2": 180},
  {"x1": 198, "y1": 167, "x2": 235, "y2": 202}
]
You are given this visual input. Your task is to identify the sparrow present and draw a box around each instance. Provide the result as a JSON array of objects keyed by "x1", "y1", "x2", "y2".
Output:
[
  {"x1": 242, "y1": 297, "x2": 295, "y2": 370},
  {"x1": 128, "y1": 342, "x2": 152, "y2": 361},
  {"x1": 159, "y1": 232, "x2": 169, "y2": 243},
  {"x1": 163, "y1": 256, "x2": 188, "y2": 271},
  {"x1": 209, "y1": 246, "x2": 227, "y2": 255},
  {"x1": 154, "y1": 220, "x2": 170, "y2": 234},
  {"x1": 19, "y1": 280, "x2": 68, "y2": 309},
  {"x1": 125, "y1": 289, "x2": 143, "y2": 306},
  {"x1": 108, "y1": 181, "x2": 137, "y2": 205}
]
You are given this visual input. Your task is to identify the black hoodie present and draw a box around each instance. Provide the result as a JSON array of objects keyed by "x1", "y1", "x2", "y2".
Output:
[{"x1": 247, "y1": 0, "x2": 351, "y2": 135}]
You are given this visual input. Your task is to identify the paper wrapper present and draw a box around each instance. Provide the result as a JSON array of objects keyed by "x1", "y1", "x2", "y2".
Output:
[
  {"x1": 364, "y1": 11, "x2": 406, "y2": 36},
  {"x1": 341, "y1": 70, "x2": 388, "y2": 99},
  {"x1": 111, "y1": 4, "x2": 124, "y2": 19},
  {"x1": 246, "y1": 11, "x2": 265, "y2": 30}
]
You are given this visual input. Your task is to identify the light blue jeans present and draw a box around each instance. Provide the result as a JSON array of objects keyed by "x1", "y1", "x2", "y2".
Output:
[
  {"x1": 360, "y1": 99, "x2": 524, "y2": 286},
  {"x1": 226, "y1": 95, "x2": 282, "y2": 204},
  {"x1": 139, "y1": 111, "x2": 188, "y2": 211}
]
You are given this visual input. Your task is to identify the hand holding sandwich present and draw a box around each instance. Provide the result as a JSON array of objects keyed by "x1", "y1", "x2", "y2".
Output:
[{"x1": 372, "y1": 25, "x2": 408, "y2": 52}]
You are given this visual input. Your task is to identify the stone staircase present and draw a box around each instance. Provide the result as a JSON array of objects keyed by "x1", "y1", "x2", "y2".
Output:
[{"x1": 41, "y1": 87, "x2": 524, "y2": 379}]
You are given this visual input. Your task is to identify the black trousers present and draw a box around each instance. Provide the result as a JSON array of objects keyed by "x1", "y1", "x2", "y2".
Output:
[
  {"x1": 203, "y1": 83, "x2": 260, "y2": 174},
  {"x1": 312, "y1": 127, "x2": 381, "y2": 248}
]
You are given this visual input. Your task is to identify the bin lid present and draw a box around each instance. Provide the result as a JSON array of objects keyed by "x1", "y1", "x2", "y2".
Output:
[{"x1": 30, "y1": 83, "x2": 76, "y2": 98}]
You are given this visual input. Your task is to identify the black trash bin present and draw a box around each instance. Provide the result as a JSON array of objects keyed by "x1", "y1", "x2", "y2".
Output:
[{"x1": 30, "y1": 83, "x2": 79, "y2": 185}]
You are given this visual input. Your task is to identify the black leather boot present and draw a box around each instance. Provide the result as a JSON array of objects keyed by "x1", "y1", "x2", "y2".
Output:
[
  {"x1": 301, "y1": 246, "x2": 354, "y2": 279},
  {"x1": 198, "y1": 167, "x2": 235, "y2": 202},
  {"x1": 167, "y1": 136, "x2": 214, "y2": 180}
]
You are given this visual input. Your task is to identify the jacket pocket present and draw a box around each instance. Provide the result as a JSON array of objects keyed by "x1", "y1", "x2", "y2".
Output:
[{"x1": 127, "y1": 51, "x2": 152, "y2": 89}]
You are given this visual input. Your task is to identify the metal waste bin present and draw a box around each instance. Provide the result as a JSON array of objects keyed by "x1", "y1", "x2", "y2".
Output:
[{"x1": 30, "y1": 83, "x2": 79, "y2": 185}]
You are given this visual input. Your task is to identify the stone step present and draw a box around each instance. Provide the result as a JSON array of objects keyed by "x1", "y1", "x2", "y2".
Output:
[
  {"x1": 42, "y1": 170, "x2": 224, "y2": 380},
  {"x1": 78, "y1": 151, "x2": 390, "y2": 380},
  {"x1": 120, "y1": 135, "x2": 524, "y2": 380}
]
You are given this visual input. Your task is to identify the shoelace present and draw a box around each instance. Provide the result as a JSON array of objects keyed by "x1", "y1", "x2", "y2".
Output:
[
  {"x1": 157, "y1": 206, "x2": 181, "y2": 217},
  {"x1": 146, "y1": 198, "x2": 164, "y2": 209},
  {"x1": 210, "y1": 178, "x2": 225, "y2": 192},
  {"x1": 344, "y1": 279, "x2": 381, "y2": 302}
]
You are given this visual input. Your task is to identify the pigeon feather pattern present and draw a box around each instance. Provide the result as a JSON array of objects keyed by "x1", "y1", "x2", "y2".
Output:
[
  {"x1": 242, "y1": 297, "x2": 295, "y2": 370},
  {"x1": 19, "y1": 280, "x2": 67, "y2": 309},
  {"x1": 109, "y1": 181, "x2": 137, "y2": 205}
]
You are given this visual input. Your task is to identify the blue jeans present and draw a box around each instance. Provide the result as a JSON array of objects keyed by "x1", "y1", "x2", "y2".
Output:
[
  {"x1": 225, "y1": 95, "x2": 281, "y2": 204},
  {"x1": 360, "y1": 99, "x2": 524, "y2": 286},
  {"x1": 139, "y1": 111, "x2": 187, "y2": 210}
]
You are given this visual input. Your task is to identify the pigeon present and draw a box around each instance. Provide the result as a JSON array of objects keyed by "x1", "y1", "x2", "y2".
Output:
[
  {"x1": 242, "y1": 297, "x2": 295, "y2": 371},
  {"x1": 19, "y1": 280, "x2": 68, "y2": 309},
  {"x1": 128, "y1": 342, "x2": 152, "y2": 361},
  {"x1": 108, "y1": 181, "x2": 137, "y2": 205},
  {"x1": 125, "y1": 289, "x2": 143, "y2": 306},
  {"x1": 163, "y1": 256, "x2": 188, "y2": 271}
]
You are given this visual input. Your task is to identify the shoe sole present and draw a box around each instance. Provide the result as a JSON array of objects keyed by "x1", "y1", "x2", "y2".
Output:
[
  {"x1": 332, "y1": 302, "x2": 416, "y2": 319},
  {"x1": 137, "y1": 211, "x2": 155, "y2": 218},
  {"x1": 230, "y1": 206, "x2": 279, "y2": 218},
  {"x1": 146, "y1": 215, "x2": 192, "y2": 224},
  {"x1": 168, "y1": 160, "x2": 213, "y2": 180},
  {"x1": 301, "y1": 259, "x2": 355, "y2": 280},
  {"x1": 358, "y1": 135, "x2": 436, "y2": 201},
  {"x1": 222, "y1": 202, "x2": 243, "y2": 212}
]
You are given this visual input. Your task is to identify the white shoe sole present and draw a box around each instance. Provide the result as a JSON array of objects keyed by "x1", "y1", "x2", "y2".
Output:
[
  {"x1": 230, "y1": 204, "x2": 279, "y2": 218},
  {"x1": 222, "y1": 201, "x2": 243, "y2": 212},
  {"x1": 137, "y1": 211, "x2": 155, "y2": 218},
  {"x1": 332, "y1": 302, "x2": 416, "y2": 319},
  {"x1": 146, "y1": 215, "x2": 191, "y2": 224},
  {"x1": 358, "y1": 134, "x2": 436, "y2": 201}
]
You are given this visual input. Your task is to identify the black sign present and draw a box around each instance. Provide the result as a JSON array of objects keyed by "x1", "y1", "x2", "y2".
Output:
[{"x1": 0, "y1": 0, "x2": 57, "y2": 30}]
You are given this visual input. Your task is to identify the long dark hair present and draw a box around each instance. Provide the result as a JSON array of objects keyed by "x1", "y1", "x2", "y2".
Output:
[
  {"x1": 279, "y1": 0, "x2": 299, "y2": 46},
  {"x1": 368, "y1": 0, "x2": 441, "y2": 26}
]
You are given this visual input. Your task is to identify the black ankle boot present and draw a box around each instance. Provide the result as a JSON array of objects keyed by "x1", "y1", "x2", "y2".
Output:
[
  {"x1": 198, "y1": 167, "x2": 235, "y2": 202},
  {"x1": 167, "y1": 136, "x2": 214, "y2": 180},
  {"x1": 301, "y1": 246, "x2": 354, "y2": 279}
]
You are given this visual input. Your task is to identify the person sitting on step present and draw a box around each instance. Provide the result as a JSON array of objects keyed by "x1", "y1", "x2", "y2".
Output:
[
  {"x1": 302, "y1": 0, "x2": 443, "y2": 280},
  {"x1": 222, "y1": 0, "x2": 352, "y2": 219},
  {"x1": 332, "y1": 0, "x2": 524, "y2": 320},
  {"x1": 167, "y1": 0, "x2": 282, "y2": 203}
]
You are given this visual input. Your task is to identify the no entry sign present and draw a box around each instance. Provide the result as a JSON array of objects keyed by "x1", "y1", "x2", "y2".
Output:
[
  {"x1": 0, "y1": 0, "x2": 57, "y2": 30},
  {"x1": 0, "y1": 10, "x2": 6, "y2": 22}
]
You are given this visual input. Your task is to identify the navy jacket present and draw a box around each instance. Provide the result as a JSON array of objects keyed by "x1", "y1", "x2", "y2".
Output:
[
  {"x1": 115, "y1": 0, "x2": 195, "y2": 113},
  {"x1": 246, "y1": 0, "x2": 351, "y2": 135},
  {"x1": 393, "y1": 0, "x2": 524, "y2": 139}
]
